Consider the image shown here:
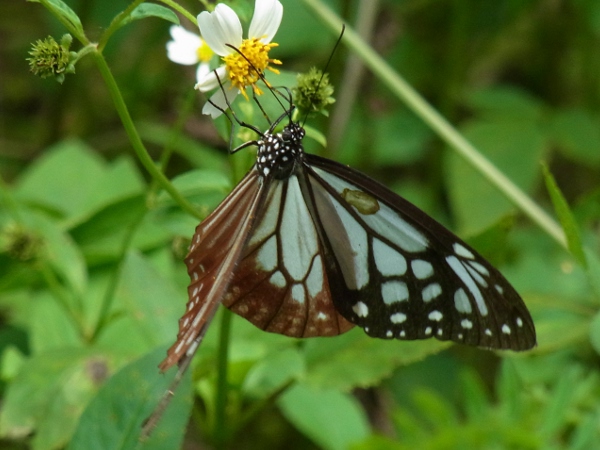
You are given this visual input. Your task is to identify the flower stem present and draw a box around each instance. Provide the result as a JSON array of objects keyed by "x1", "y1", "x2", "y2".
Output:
[
  {"x1": 97, "y1": 0, "x2": 146, "y2": 52},
  {"x1": 160, "y1": 0, "x2": 198, "y2": 26},
  {"x1": 91, "y1": 51, "x2": 202, "y2": 220},
  {"x1": 214, "y1": 308, "x2": 233, "y2": 449},
  {"x1": 301, "y1": 0, "x2": 567, "y2": 250}
]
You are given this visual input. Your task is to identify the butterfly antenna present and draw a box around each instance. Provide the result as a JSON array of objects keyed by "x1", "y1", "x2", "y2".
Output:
[{"x1": 301, "y1": 24, "x2": 345, "y2": 127}]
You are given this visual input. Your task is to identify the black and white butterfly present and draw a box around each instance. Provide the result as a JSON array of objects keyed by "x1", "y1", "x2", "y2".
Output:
[{"x1": 158, "y1": 95, "x2": 536, "y2": 372}]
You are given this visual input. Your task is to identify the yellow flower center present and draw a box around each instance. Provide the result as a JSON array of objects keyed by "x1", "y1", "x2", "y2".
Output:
[
  {"x1": 196, "y1": 39, "x2": 214, "y2": 63},
  {"x1": 222, "y1": 37, "x2": 281, "y2": 99}
]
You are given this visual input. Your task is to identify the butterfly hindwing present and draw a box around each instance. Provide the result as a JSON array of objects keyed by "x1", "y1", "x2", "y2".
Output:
[
  {"x1": 304, "y1": 153, "x2": 536, "y2": 350},
  {"x1": 223, "y1": 172, "x2": 354, "y2": 337},
  {"x1": 160, "y1": 171, "x2": 266, "y2": 371}
]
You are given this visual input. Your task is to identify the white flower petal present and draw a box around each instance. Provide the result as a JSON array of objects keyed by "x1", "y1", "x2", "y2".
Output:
[
  {"x1": 195, "y1": 66, "x2": 228, "y2": 92},
  {"x1": 196, "y1": 63, "x2": 211, "y2": 84},
  {"x1": 249, "y1": 0, "x2": 283, "y2": 43},
  {"x1": 167, "y1": 25, "x2": 201, "y2": 65},
  {"x1": 198, "y1": 4, "x2": 242, "y2": 56},
  {"x1": 202, "y1": 88, "x2": 240, "y2": 118}
]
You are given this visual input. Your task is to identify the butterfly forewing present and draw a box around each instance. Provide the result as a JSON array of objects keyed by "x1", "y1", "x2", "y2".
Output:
[
  {"x1": 303, "y1": 153, "x2": 536, "y2": 350},
  {"x1": 223, "y1": 173, "x2": 354, "y2": 337}
]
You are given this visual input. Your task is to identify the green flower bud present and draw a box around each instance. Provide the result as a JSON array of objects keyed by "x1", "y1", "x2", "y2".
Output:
[
  {"x1": 293, "y1": 68, "x2": 336, "y2": 117},
  {"x1": 27, "y1": 34, "x2": 77, "y2": 84}
]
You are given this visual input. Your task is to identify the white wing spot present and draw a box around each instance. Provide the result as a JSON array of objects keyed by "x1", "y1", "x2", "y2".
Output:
[
  {"x1": 291, "y1": 284, "x2": 306, "y2": 304},
  {"x1": 465, "y1": 264, "x2": 488, "y2": 288},
  {"x1": 425, "y1": 326, "x2": 432, "y2": 335},
  {"x1": 495, "y1": 284, "x2": 504, "y2": 295},
  {"x1": 281, "y1": 176, "x2": 318, "y2": 281},
  {"x1": 373, "y1": 238, "x2": 407, "y2": 276},
  {"x1": 516, "y1": 317, "x2": 523, "y2": 327},
  {"x1": 454, "y1": 288, "x2": 472, "y2": 314},
  {"x1": 400, "y1": 330, "x2": 406, "y2": 337},
  {"x1": 269, "y1": 271, "x2": 286, "y2": 288},
  {"x1": 192, "y1": 271, "x2": 199, "y2": 281},
  {"x1": 386, "y1": 330, "x2": 393, "y2": 338},
  {"x1": 453, "y1": 243, "x2": 475, "y2": 259},
  {"x1": 446, "y1": 256, "x2": 488, "y2": 316},
  {"x1": 353, "y1": 301, "x2": 369, "y2": 318},
  {"x1": 437, "y1": 329, "x2": 443, "y2": 336},
  {"x1": 411, "y1": 259, "x2": 434, "y2": 279},
  {"x1": 467, "y1": 260, "x2": 490, "y2": 277},
  {"x1": 256, "y1": 236, "x2": 278, "y2": 271},
  {"x1": 458, "y1": 333, "x2": 463, "y2": 339},
  {"x1": 428, "y1": 310, "x2": 443, "y2": 322},
  {"x1": 485, "y1": 328, "x2": 492, "y2": 336},
  {"x1": 382, "y1": 281, "x2": 409, "y2": 304},
  {"x1": 317, "y1": 312, "x2": 328, "y2": 321},
  {"x1": 390, "y1": 312, "x2": 407, "y2": 324},
  {"x1": 306, "y1": 255, "x2": 324, "y2": 298},
  {"x1": 422, "y1": 283, "x2": 442, "y2": 302},
  {"x1": 461, "y1": 319, "x2": 473, "y2": 329},
  {"x1": 502, "y1": 324, "x2": 511, "y2": 334}
]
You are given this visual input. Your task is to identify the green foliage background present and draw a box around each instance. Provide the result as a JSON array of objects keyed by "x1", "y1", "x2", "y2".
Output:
[{"x1": 1, "y1": 0, "x2": 600, "y2": 449}]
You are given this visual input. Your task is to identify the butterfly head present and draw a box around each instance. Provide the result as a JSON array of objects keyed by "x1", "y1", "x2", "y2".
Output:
[{"x1": 257, "y1": 121, "x2": 305, "y2": 180}]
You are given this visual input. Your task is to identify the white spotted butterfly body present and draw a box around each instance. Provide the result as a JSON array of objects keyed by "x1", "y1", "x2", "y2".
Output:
[{"x1": 159, "y1": 115, "x2": 536, "y2": 371}]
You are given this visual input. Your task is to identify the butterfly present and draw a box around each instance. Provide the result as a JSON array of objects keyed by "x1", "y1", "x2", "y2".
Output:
[{"x1": 158, "y1": 96, "x2": 536, "y2": 373}]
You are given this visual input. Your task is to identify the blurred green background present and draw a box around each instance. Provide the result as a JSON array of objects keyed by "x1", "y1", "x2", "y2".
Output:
[{"x1": 1, "y1": 0, "x2": 600, "y2": 449}]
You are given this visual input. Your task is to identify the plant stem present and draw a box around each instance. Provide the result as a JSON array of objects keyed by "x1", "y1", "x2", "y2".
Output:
[
  {"x1": 213, "y1": 308, "x2": 233, "y2": 449},
  {"x1": 160, "y1": 0, "x2": 198, "y2": 26},
  {"x1": 301, "y1": 0, "x2": 568, "y2": 250},
  {"x1": 91, "y1": 51, "x2": 202, "y2": 220},
  {"x1": 97, "y1": 0, "x2": 146, "y2": 52}
]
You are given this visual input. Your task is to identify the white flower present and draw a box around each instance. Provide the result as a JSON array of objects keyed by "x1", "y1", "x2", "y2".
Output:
[
  {"x1": 196, "y1": 0, "x2": 284, "y2": 118},
  {"x1": 166, "y1": 25, "x2": 214, "y2": 83}
]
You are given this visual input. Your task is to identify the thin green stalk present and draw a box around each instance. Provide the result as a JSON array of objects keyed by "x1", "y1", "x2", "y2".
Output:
[
  {"x1": 97, "y1": 0, "x2": 146, "y2": 52},
  {"x1": 302, "y1": 0, "x2": 568, "y2": 250},
  {"x1": 38, "y1": 261, "x2": 89, "y2": 340},
  {"x1": 160, "y1": 0, "x2": 198, "y2": 26},
  {"x1": 91, "y1": 51, "x2": 202, "y2": 220},
  {"x1": 213, "y1": 308, "x2": 233, "y2": 449}
]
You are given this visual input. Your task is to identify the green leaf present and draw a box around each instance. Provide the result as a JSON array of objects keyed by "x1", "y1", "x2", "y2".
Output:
[
  {"x1": 120, "y1": 3, "x2": 180, "y2": 27},
  {"x1": 278, "y1": 384, "x2": 370, "y2": 450},
  {"x1": 550, "y1": 109, "x2": 600, "y2": 167},
  {"x1": 69, "y1": 347, "x2": 192, "y2": 450},
  {"x1": 117, "y1": 251, "x2": 185, "y2": 347},
  {"x1": 445, "y1": 119, "x2": 546, "y2": 235},
  {"x1": 541, "y1": 163, "x2": 587, "y2": 267},
  {"x1": 373, "y1": 110, "x2": 432, "y2": 165},
  {"x1": 0, "y1": 348, "x2": 109, "y2": 450},
  {"x1": 303, "y1": 329, "x2": 448, "y2": 391},
  {"x1": 242, "y1": 348, "x2": 304, "y2": 398},
  {"x1": 25, "y1": 210, "x2": 88, "y2": 299},
  {"x1": 467, "y1": 85, "x2": 545, "y2": 122},
  {"x1": 28, "y1": 0, "x2": 85, "y2": 39}
]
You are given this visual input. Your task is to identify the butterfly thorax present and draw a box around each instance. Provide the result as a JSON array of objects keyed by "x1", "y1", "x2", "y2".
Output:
[{"x1": 256, "y1": 122, "x2": 305, "y2": 180}]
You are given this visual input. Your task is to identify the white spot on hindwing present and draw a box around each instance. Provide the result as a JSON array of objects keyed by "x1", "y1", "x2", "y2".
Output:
[
  {"x1": 269, "y1": 271, "x2": 286, "y2": 288},
  {"x1": 516, "y1": 317, "x2": 523, "y2": 327},
  {"x1": 353, "y1": 301, "x2": 369, "y2": 317},
  {"x1": 281, "y1": 177, "x2": 318, "y2": 281},
  {"x1": 502, "y1": 324, "x2": 511, "y2": 334},
  {"x1": 291, "y1": 284, "x2": 306, "y2": 304},
  {"x1": 306, "y1": 255, "x2": 324, "y2": 298},
  {"x1": 256, "y1": 236, "x2": 278, "y2": 271}
]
